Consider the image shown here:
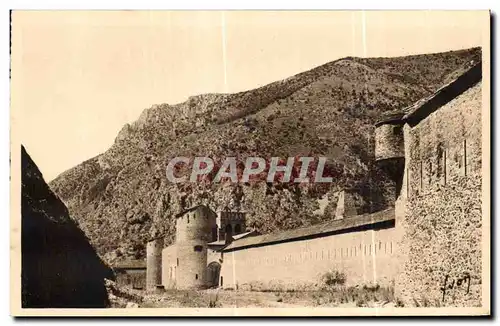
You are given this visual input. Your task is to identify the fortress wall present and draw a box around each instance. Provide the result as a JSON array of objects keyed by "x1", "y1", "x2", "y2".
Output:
[
  {"x1": 220, "y1": 224, "x2": 398, "y2": 290},
  {"x1": 161, "y1": 245, "x2": 177, "y2": 289},
  {"x1": 207, "y1": 248, "x2": 223, "y2": 288},
  {"x1": 207, "y1": 247, "x2": 222, "y2": 265},
  {"x1": 396, "y1": 82, "x2": 482, "y2": 307}
]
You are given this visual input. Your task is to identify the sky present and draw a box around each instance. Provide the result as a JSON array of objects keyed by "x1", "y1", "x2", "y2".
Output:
[{"x1": 10, "y1": 10, "x2": 488, "y2": 181}]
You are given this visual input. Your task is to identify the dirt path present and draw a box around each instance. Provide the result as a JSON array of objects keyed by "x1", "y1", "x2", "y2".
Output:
[
  {"x1": 215, "y1": 290, "x2": 306, "y2": 308},
  {"x1": 139, "y1": 288, "x2": 395, "y2": 308},
  {"x1": 140, "y1": 289, "x2": 312, "y2": 308}
]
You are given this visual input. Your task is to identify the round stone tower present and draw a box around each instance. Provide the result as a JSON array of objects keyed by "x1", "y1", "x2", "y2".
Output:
[
  {"x1": 146, "y1": 237, "x2": 164, "y2": 291},
  {"x1": 375, "y1": 110, "x2": 405, "y2": 161},
  {"x1": 175, "y1": 205, "x2": 217, "y2": 289},
  {"x1": 375, "y1": 110, "x2": 406, "y2": 198}
]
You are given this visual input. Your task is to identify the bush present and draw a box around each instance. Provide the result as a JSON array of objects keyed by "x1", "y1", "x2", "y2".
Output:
[
  {"x1": 312, "y1": 284, "x2": 395, "y2": 307},
  {"x1": 208, "y1": 291, "x2": 220, "y2": 308},
  {"x1": 321, "y1": 270, "x2": 347, "y2": 287}
]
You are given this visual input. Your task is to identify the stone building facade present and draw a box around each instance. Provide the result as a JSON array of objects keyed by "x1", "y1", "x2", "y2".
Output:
[{"x1": 146, "y1": 62, "x2": 483, "y2": 307}]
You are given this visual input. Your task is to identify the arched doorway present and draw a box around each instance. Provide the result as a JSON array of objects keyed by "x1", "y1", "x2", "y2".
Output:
[
  {"x1": 225, "y1": 224, "x2": 233, "y2": 243},
  {"x1": 206, "y1": 262, "x2": 221, "y2": 288}
]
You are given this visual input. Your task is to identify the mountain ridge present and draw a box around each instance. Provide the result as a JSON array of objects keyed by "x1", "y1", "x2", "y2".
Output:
[{"x1": 49, "y1": 47, "x2": 481, "y2": 263}]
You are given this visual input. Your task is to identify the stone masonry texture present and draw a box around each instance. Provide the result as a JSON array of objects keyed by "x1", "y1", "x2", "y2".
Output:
[
  {"x1": 395, "y1": 82, "x2": 482, "y2": 307},
  {"x1": 173, "y1": 206, "x2": 217, "y2": 289},
  {"x1": 146, "y1": 238, "x2": 163, "y2": 290},
  {"x1": 375, "y1": 123, "x2": 405, "y2": 161}
]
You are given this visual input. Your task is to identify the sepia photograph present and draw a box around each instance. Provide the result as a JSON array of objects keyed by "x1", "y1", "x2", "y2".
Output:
[{"x1": 9, "y1": 10, "x2": 491, "y2": 316}]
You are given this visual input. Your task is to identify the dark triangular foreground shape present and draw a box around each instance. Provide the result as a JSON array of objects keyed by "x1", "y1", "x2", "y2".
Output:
[{"x1": 21, "y1": 145, "x2": 114, "y2": 308}]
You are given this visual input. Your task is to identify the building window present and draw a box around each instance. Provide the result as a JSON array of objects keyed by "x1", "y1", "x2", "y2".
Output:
[
  {"x1": 177, "y1": 258, "x2": 179, "y2": 266},
  {"x1": 464, "y1": 139, "x2": 468, "y2": 177},
  {"x1": 429, "y1": 161, "x2": 432, "y2": 185},
  {"x1": 420, "y1": 161, "x2": 424, "y2": 191},
  {"x1": 444, "y1": 149, "x2": 447, "y2": 185},
  {"x1": 194, "y1": 245, "x2": 203, "y2": 252},
  {"x1": 195, "y1": 274, "x2": 198, "y2": 280},
  {"x1": 406, "y1": 167, "x2": 410, "y2": 197}
]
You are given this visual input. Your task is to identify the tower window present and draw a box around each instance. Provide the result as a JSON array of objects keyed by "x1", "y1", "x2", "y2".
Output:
[
  {"x1": 177, "y1": 258, "x2": 179, "y2": 266},
  {"x1": 393, "y1": 125, "x2": 402, "y2": 135},
  {"x1": 195, "y1": 274, "x2": 198, "y2": 280},
  {"x1": 429, "y1": 161, "x2": 432, "y2": 185},
  {"x1": 194, "y1": 245, "x2": 203, "y2": 252}
]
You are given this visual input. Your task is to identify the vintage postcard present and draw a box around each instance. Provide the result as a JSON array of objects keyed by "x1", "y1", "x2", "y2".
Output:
[{"x1": 10, "y1": 10, "x2": 491, "y2": 316}]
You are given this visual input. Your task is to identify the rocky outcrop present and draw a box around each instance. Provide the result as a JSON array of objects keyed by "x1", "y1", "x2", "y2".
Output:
[{"x1": 21, "y1": 146, "x2": 114, "y2": 308}]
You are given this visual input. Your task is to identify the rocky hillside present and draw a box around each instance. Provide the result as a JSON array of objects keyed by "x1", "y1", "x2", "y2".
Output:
[
  {"x1": 49, "y1": 47, "x2": 481, "y2": 263},
  {"x1": 21, "y1": 146, "x2": 114, "y2": 308}
]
